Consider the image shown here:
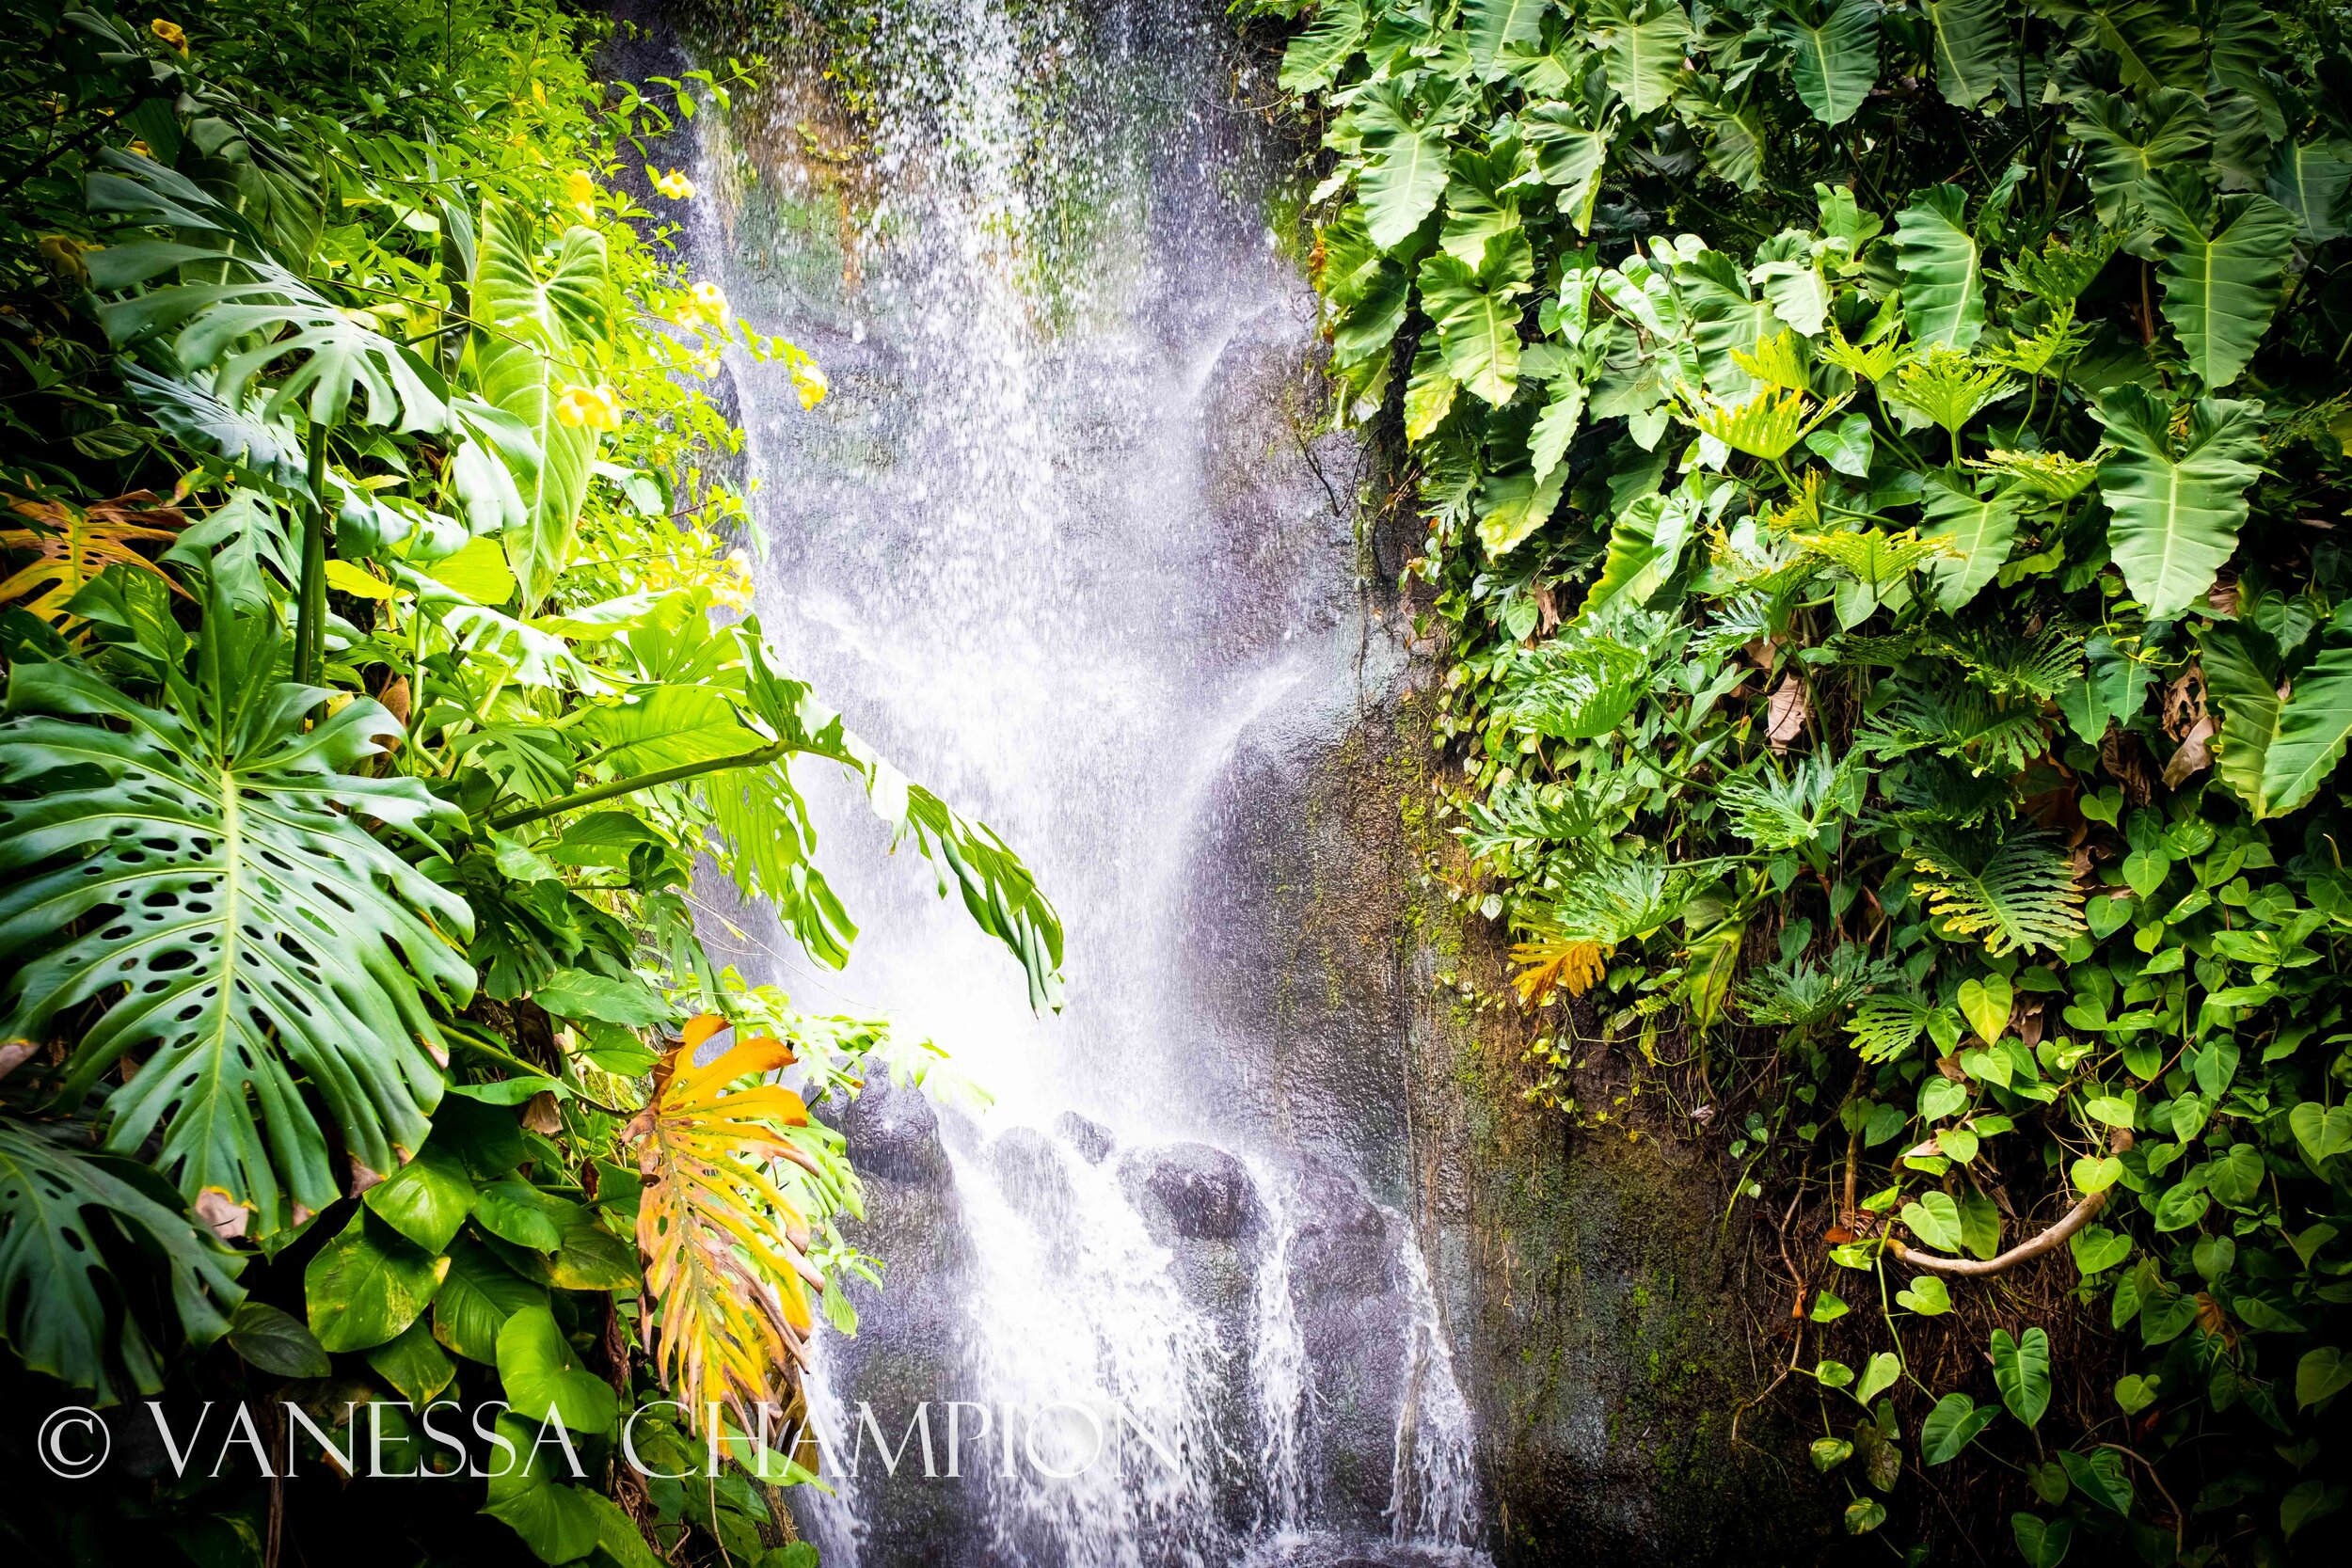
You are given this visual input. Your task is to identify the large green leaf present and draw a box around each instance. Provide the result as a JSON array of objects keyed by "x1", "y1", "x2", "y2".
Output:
[
  {"x1": 1924, "y1": 0, "x2": 2011, "y2": 110},
  {"x1": 1359, "y1": 134, "x2": 1451, "y2": 250},
  {"x1": 1909, "y1": 827, "x2": 2085, "y2": 957},
  {"x1": 580, "y1": 684, "x2": 763, "y2": 773},
  {"x1": 497, "y1": 1304, "x2": 618, "y2": 1433},
  {"x1": 1893, "y1": 184, "x2": 1985, "y2": 350},
  {"x1": 1774, "y1": 0, "x2": 1882, "y2": 128},
  {"x1": 1466, "y1": 0, "x2": 1549, "y2": 74},
  {"x1": 305, "y1": 1208, "x2": 450, "y2": 1353},
  {"x1": 2141, "y1": 172, "x2": 2296, "y2": 390},
  {"x1": 473, "y1": 200, "x2": 608, "y2": 610},
  {"x1": 1419, "y1": 242, "x2": 1534, "y2": 405},
  {"x1": 2093, "y1": 388, "x2": 2265, "y2": 621},
  {"x1": 2260, "y1": 638, "x2": 2352, "y2": 817},
  {"x1": 2200, "y1": 622, "x2": 2284, "y2": 814},
  {"x1": 1991, "y1": 1326, "x2": 2052, "y2": 1429},
  {"x1": 1279, "y1": 0, "x2": 1365, "y2": 93},
  {"x1": 2270, "y1": 139, "x2": 2352, "y2": 244},
  {"x1": 2088, "y1": 0, "x2": 2204, "y2": 93},
  {"x1": 1920, "y1": 476, "x2": 2019, "y2": 612},
  {"x1": 1591, "y1": 0, "x2": 1692, "y2": 118},
  {"x1": 0, "y1": 626, "x2": 474, "y2": 1237},
  {"x1": 0, "y1": 1119, "x2": 243, "y2": 1402},
  {"x1": 2068, "y1": 89, "x2": 2211, "y2": 223}
]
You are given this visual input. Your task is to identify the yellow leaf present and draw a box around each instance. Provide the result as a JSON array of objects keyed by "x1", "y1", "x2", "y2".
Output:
[
  {"x1": 0, "y1": 491, "x2": 186, "y2": 626},
  {"x1": 1511, "y1": 937, "x2": 1610, "y2": 1004},
  {"x1": 323, "y1": 559, "x2": 399, "y2": 600}
]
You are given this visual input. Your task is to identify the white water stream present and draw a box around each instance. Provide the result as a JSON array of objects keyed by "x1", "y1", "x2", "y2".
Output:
[{"x1": 679, "y1": 2, "x2": 1488, "y2": 1562}]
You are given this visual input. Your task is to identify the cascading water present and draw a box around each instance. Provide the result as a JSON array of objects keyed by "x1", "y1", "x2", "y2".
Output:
[{"x1": 671, "y1": 2, "x2": 1488, "y2": 1562}]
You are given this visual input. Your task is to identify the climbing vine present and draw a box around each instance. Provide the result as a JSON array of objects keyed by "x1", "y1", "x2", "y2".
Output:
[{"x1": 1255, "y1": 0, "x2": 2352, "y2": 1560}]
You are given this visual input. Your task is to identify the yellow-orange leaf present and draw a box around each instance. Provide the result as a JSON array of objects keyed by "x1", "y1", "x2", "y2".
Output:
[
  {"x1": 1510, "y1": 937, "x2": 1610, "y2": 1004},
  {"x1": 0, "y1": 492, "x2": 186, "y2": 625}
]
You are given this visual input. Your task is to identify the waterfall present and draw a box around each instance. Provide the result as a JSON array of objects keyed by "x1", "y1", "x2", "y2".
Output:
[{"x1": 675, "y1": 1, "x2": 1492, "y2": 1561}]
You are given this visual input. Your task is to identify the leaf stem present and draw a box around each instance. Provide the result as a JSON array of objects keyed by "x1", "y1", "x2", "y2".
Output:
[{"x1": 487, "y1": 740, "x2": 792, "y2": 831}]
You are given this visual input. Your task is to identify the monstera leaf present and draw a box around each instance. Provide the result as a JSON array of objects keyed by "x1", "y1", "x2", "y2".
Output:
[
  {"x1": 87, "y1": 152, "x2": 447, "y2": 434},
  {"x1": 2142, "y1": 171, "x2": 2296, "y2": 389},
  {"x1": 472, "y1": 201, "x2": 611, "y2": 609},
  {"x1": 1894, "y1": 184, "x2": 1986, "y2": 350},
  {"x1": 1774, "y1": 0, "x2": 1882, "y2": 127},
  {"x1": 0, "y1": 612, "x2": 474, "y2": 1236},
  {"x1": 0, "y1": 1118, "x2": 244, "y2": 1402},
  {"x1": 2094, "y1": 388, "x2": 2265, "y2": 621},
  {"x1": 628, "y1": 1019, "x2": 823, "y2": 1441}
]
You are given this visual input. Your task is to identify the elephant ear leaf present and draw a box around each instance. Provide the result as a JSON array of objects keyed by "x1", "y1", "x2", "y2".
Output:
[
  {"x1": 1280, "y1": 0, "x2": 1366, "y2": 93},
  {"x1": 0, "y1": 633, "x2": 474, "y2": 1239},
  {"x1": 1924, "y1": 0, "x2": 2011, "y2": 111},
  {"x1": 1773, "y1": 0, "x2": 1882, "y2": 128},
  {"x1": 1593, "y1": 0, "x2": 1693, "y2": 119},
  {"x1": 2200, "y1": 621, "x2": 2286, "y2": 813},
  {"x1": 2141, "y1": 170, "x2": 2296, "y2": 390},
  {"x1": 1894, "y1": 184, "x2": 1985, "y2": 350},
  {"x1": 2093, "y1": 387, "x2": 2265, "y2": 621},
  {"x1": 628, "y1": 1022, "x2": 822, "y2": 1441},
  {"x1": 1465, "y1": 0, "x2": 1547, "y2": 75},
  {"x1": 2259, "y1": 638, "x2": 2352, "y2": 817},
  {"x1": 0, "y1": 1119, "x2": 245, "y2": 1402},
  {"x1": 473, "y1": 200, "x2": 611, "y2": 610}
]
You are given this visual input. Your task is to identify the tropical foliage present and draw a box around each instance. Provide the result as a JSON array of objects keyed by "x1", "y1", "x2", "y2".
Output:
[
  {"x1": 0, "y1": 4, "x2": 1057, "y2": 1563},
  {"x1": 1259, "y1": 0, "x2": 2352, "y2": 1560}
]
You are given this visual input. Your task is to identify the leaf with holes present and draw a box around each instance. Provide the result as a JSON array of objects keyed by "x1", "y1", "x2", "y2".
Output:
[
  {"x1": 0, "y1": 1119, "x2": 243, "y2": 1401},
  {"x1": 0, "y1": 616, "x2": 473, "y2": 1237}
]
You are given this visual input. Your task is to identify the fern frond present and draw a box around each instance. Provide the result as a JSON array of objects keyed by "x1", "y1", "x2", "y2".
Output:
[
  {"x1": 1941, "y1": 624, "x2": 2086, "y2": 700},
  {"x1": 1793, "y1": 528, "x2": 1955, "y2": 595},
  {"x1": 1881, "y1": 754, "x2": 2018, "y2": 829},
  {"x1": 1908, "y1": 827, "x2": 2086, "y2": 957},
  {"x1": 1844, "y1": 992, "x2": 1951, "y2": 1062},
  {"x1": 1739, "y1": 944, "x2": 1899, "y2": 1029}
]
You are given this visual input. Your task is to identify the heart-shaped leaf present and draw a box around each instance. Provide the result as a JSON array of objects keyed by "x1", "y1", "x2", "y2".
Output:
[
  {"x1": 1958, "y1": 974, "x2": 2013, "y2": 1043},
  {"x1": 1993, "y1": 1326, "x2": 2052, "y2": 1428},
  {"x1": 1921, "y1": 1391, "x2": 1997, "y2": 1464}
]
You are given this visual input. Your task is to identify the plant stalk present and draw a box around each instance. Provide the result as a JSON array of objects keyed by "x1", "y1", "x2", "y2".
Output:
[{"x1": 488, "y1": 740, "x2": 792, "y2": 831}]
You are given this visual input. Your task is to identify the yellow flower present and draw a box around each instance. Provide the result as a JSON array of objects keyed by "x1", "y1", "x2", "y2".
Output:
[
  {"x1": 126, "y1": 139, "x2": 152, "y2": 158},
  {"x1": 150, "y1": 19, "x2": 187, "y2": 55},
  {"x1": 553, "y1": 383, "x2": 622, "y2": 433},
  {"x1": 653, "y1": 167, "x2": 696, "y2": 200},
  {"x1": 564, "y1": 169, "x2": 597, "y2": 221},
  {"x1": 675, "y1": 280, "x2": 728, "y2": 333}
]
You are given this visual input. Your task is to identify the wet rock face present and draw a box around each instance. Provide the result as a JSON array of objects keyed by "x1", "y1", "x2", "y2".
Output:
[
  {"x1": 1122, "y1": 1141, "x2": 1261, "y2": 1241},
  {"x1": 834, "y1": 1078, "x2": 954, "y2": 1190},
  {"x1": 1282, "y1": 1160, "x2": 1411, "y2": 1536},
  {"x1": 1053, "y1": 1110, "x2": 1116, "y2": 1164}
]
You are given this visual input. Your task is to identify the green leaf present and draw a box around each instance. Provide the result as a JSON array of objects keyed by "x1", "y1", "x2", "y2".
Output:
[
  {"x1": 1896, "y1": 1275, "x2": 1951, "y2": 1314},
  {"x1": 433, "y1": 1236, "x2": 548, "y2": 1364},
  {"x1": 473, "y1": 201, "x2": 607, "y2": 610},
  {"x1": 0, "y1": 648, "x2": 474, "y2": 1237},
  {"x1": 1593, "y1": 0, "x2": 1692, "y2": 117},
  {"x1": 2260, "y1": 639, "x2": 2352, "y2": 816},
  {"x1": 2012, "y1": 1513, "x2": 2074, "y2": 1568},
  {"x1": 1921, "y1": 1391, "x2": 1996, "y2": 1464},
  {"x1": 0, "y1": 1122, "x2": 244, "y2": 1400},
  {"x1": 1908, "y1": 828, "x2": 2085, "y2": 957},
  {"x1": 1805, "y1": 411, "x2": 1874, "y2": 477},
  {"x1": 1359, "y1": 134, "x2": 1451, "y2": 250},
  {"x1": 1957, "y1": 973, "x2": 2012, "y2": 1043},
  {"x1": 2094, "y1": 387, "x2": 2265, "y2": 622},
  {"x1": 2113, "y1": 1373, "x2": 2159, "y2": 1415},
  {"x1": 1925, "y1": 0, "x2": 2012, "y2": 110},
  {"x1": 2151, "y1": 1181, "x2": 2210, "y2": 1231},
  {"x1": 531, "y1": 966, "x2": 673, "y2": 1027},
  {"x1": 1523, "y1": 105, "x2": 1614, "y2": 231},
  {"x1": 474, "y1": 1179, "x2": 579, "y2": 1253},
  {"x1": 364, "y1": 1139, "x2": 476, "y2": 1255},
  {"x1": 227, "y1": 1299, "x2": 330, "y2": 1378},
  {"x1": 1465, "y1": 0, "x2": 1548, "y2": 73},
  {"x1": 496, "y1": 1304, "x2": 618, "y2": 1434},
  {"x1": 1992, "y1": 1326, "x2": 2052, "y2": 1428},
  {"x1": 2281, "y1": 1480, "x2": 2345, "y2": 1541},
  {"x1": 1856, "y1": 1349, "x2": 1901, "y2": 1405},
  {"x1": 1420, "y1": 243, "x2": 1533, "y2": 405},
  {"x1": 2069, "y1": 89, "x2": 2210, "y2": 223},
  {"x1": 2270, "y1": 138, "x2": 2352, "y2": 243},
  {"x1": 367, "y1": 1315, "x2": 456, "y2": 1405},
  {"x1": 1279, "y1": 0, "x2": 1365, "y2": 93},
  {"x1": 482, "y1": 1413, "x2": 601, "y2": 1562},
  {"x1": 305, "y1": 1209, "x2": 450, "y2": 1354},
  {"x1": 2290, "y1": 1101, "x2": 2352, "y2": 1166},
  {"x1": 2090, "y1": 0, "x2": 2205, "y2": 93},
  {"x1": 1774, "y1": 0, "x2": 1882, "y2": 127},
  {"x1": 2298, "y1": 1347, "x2": 2352, "y2": 1409},
  {"x1": 2200, "y1": 622, "x2": 2284, "y2": 813},
  {"x1": 1811, "y1": 1436, "x2": 1854, "y2": 1471},
  {"x1": 1901, "y1": 1190, "x2": 1963, "y2": 1252},
  {"x1": 1894, "y1": 185, "x2": 1985, "y2": 351},
  {"x1": 2141, "y1": 173, "x2": 2296, "y2": 390},
  {"x1": 2060, "y1": 1448, "x2": 2135, "y2": 1515},
  {"x1": 1811, "y1": 1290, "x2": 1851, "y2": 1322}
]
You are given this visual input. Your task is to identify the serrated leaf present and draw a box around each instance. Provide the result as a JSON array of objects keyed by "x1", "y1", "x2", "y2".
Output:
[{"x1": 1909, "y1": 828, "x2": 2084, "y2": 957}]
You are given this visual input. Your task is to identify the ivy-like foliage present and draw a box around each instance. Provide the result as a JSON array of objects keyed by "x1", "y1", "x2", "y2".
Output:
[{"x1": 1261, "y1": 0, "x2": 2352, "y2": 1558}]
